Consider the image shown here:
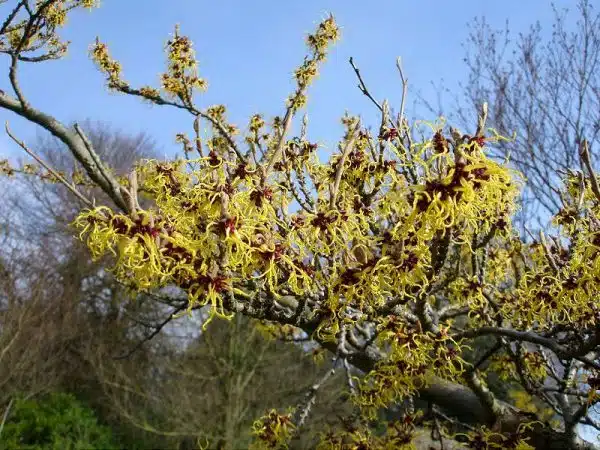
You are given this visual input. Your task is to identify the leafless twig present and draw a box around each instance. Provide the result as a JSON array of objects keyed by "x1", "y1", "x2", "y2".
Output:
[{"x1": 5, "y1": 122, "x2": 94, "y2": 208}]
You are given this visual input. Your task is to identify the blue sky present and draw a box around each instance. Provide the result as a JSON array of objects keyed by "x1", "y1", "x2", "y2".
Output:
[
  {"x1": 0, "y1": 0, "x2": 578, "y2": 161},
  {"x1": 1, "y1": 0, "x2": 598, "y2": 443}
]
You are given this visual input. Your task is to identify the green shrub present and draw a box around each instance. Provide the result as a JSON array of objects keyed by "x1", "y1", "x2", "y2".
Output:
[{"x1": 0, "y1": 392, "x2": 119, "y2": 450}]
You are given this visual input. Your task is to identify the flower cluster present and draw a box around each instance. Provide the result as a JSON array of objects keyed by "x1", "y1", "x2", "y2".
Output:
[
  {"x1": 355, "y1": 319, "x2": 464, "y2": 419},
  {"x1": 160, "y1": 26, "x2": 208, "y2": 102},
  {"x1": 456, "y1": 425, "x2": 535, "y2": 450},
  {"x1": 286, "y1": 14, "x2": 339, "y2": 113},
  {"x1": 317, "y1": 413, "x2": 423, "y2": 450},
  {"x1": 250, "y1": 409, "x2": 296, "y2": 449},
  {"x1": 90, "y1": 39, "x2": 126, "y2": 89},
  {"x1": 0, "y1": 0, "x2": 97, "y2": 60}
]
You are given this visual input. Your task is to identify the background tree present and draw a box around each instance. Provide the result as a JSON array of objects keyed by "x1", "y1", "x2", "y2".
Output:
[
  {"x1": 0, "y1": 119, "x2": 169, "y2": 448},
  {"x1": 455, "y1": 0, "x2": 600, "y2": 229},
  {"x1": 90, "y1": 313, "x2": 355, "y2": 450}
]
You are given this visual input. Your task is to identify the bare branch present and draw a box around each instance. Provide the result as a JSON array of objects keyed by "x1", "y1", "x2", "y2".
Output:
[
  {"x1": 0, "y1": 91, "x2": 129, "y2": 211},
  {"x1": 395, "y1": 56, "x2": 408, "y2": 125},
  {"x1": 349, "y1": 56, "x2": 383, "y2": 113},
  {"x1": 579, "y1": 139, "x2": 600, "y2": 203},
  {"x1": 330, "y1": 120, "x2": 360, "y2": 209},
  {"x1": 5, "y1": 122, "x2": 93, "y2": 207}
]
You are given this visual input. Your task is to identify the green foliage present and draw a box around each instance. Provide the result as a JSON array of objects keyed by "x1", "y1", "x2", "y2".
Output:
[{"x1": 0, "y1": 393, "x2": 119, "y2": 450}]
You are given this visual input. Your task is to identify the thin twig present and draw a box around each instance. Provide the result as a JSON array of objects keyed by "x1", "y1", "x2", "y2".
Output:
[
  {"x1": 0, "y1": 398, "x2": 13, "y2": 440},
  {"x1": 330, "y1": 120, "x2": 360, "y2": 209},
  {"x1": 579, "y1": 139, "x2": 600, "y2": 203},
  {"x1": 349, "y1": 56, "x2": 383, "y2": 113},
  {"x1": 395, "y1": 56, "x2": 408, "y2": 125},
  {"x1": 5, "y1": 122, "x2": 94, "y2": 207},
  {"x1": 293, "y1": 356, "x2": 339, "y2": 429},
  {"x1": 116, "y1": 84, "x2": 245, "y2": 163},
  {"x1": 113, "y1": 305, "x2": 186, "y2": 360},
  {"x1": 475, "y1": 102, "x2": 488, "y2": 138},
  {"x1": 343, "y1": 357, "x2": 358, "y2": 395},
  {"x1": 539, "y1": 230, "x2": 560, "y2": 272}
]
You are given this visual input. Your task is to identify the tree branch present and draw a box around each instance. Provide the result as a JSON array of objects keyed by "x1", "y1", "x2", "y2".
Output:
[{"x1": 0, "y1": 90, "x2": 129, "y2": 212}]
